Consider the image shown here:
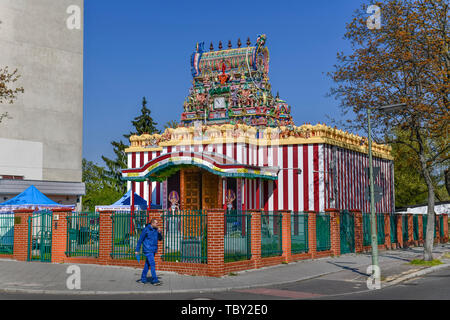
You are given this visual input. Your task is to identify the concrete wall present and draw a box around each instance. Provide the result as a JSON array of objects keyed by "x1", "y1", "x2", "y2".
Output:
[
  {"x1": 0, "y1": 137, "x2": 43, "y2": 180},
  {"x1": 0, "y1": 0, "x2": 84, "y2": 182}
]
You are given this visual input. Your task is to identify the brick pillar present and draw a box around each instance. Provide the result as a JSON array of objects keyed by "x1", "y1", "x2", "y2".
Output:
[
  {"x1": 351, "y1": 210, "x2": 363, "y2": 253},
  {"x1": 384, "y1": 213, "x2": 391, "y2": 249},
  {"x1": 207, "y1": 209, "x2": 225, "y2": 277},
  {"x1": 407, "y1": 214, "x2": 413, "y2": 247},
  {"x1": 51, "y1": 209, "x2": 71, "y2": 263},
  {"x1": 306, "y1": 211, "x2": 316, "y2": 259},
  {"x1": 250, "y1": 210, "x2": 262, "y2": 269},
  {"x1": 435, "y1": 215, "x2": 441, "y2": 244},
  {"x1": 418, "y1": 215, "x2": 424, "y2": 246},
  {"x1": 325, "y1": 209, "x2": 340, "y2": 256},
  {"x1": 13, "y1": 210, "x2": 34, "y2": 262},
  {"x1": 281, "y1": 210, "x2": 291, "y2": 262},
  {"x1": 442, "y1": 214, "x2": 448, "y2": 243},
  {"x1": 397, "y1": 214, "x2": 403, "y2": 248},
  {"x1": 99, "y1": 211, "x2": 113, "y2": 265}
]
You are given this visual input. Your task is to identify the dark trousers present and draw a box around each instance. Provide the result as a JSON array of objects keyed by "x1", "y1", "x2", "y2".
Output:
[{"x1": 141, "y1": 252, "x2": 158, "y2": 283}]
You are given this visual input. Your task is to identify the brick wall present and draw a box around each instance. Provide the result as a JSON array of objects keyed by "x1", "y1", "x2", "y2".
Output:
[{"x1": 4, "y1": 208, "x2": 448, "y2": 278}]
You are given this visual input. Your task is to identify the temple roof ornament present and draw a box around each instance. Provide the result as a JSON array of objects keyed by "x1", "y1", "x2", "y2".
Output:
[
  {"x1": 185, "y1": 34, "x2": 293, "y2": 128},
  {"x1": 126, "y1": 123, "x2": 393, "y2": 160},
  {"x1": 125, "y1": 35, "x2": 393, "y2": 160}
]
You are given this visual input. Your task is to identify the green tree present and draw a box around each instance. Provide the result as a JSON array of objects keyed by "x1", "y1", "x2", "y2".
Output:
[
  {"x1": 101, "y1": 141, "x2": 128, "y2": 194},
  {"x1": 130, "y1": 97, "x2": 160, "y2": 136},
  {"x1": 390, "y1": 130, "x2": 448, "y2": 207},
  {"x1": 327, "y1": 0, "x2": 449, "y2": 260},
  {"x1": 101, "y1": 97, "x2": 160, "y2": 193},
  {"x1": 82, "y1": 159, "x2": 123, "y2": 211}
]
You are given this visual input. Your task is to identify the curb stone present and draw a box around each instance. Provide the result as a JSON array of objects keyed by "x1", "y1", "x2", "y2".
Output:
[
  {"x1": 382, "y1": 261, "x2": 450, "y2": 288},
  {"x1": 1, "y1": 246, "x2": 448, "y2": 296}
]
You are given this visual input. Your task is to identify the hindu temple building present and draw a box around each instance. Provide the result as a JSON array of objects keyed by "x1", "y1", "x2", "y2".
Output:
[{"x1": 121, "y1": 35, "x2": 394, "y2": 214}]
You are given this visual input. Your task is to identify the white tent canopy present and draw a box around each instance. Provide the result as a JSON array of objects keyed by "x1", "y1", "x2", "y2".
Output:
[{"x1": 396, "y1": 202, "x2": 449, "y2": 215}]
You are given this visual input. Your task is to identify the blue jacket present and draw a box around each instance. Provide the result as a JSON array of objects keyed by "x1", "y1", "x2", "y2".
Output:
[{"x1": 135, "y1": 224, "x2": 163, "y2": 254}]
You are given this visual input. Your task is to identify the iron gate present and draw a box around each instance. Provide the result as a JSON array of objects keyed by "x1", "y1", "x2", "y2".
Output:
[
  {"x1": 340, "y1": 210, "x2": 355, "y2": 254},
  {"x1": 27, "y1": 211, "x2": 53, "y2": 262}
]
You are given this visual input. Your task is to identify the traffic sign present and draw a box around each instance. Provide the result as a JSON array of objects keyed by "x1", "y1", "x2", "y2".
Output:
[
  {"x1": 365, "y1": 185, "x2": 383, "y2": 203},
  {"x1": 364, "y1": 167, "x2": 380, "y2": 179}
]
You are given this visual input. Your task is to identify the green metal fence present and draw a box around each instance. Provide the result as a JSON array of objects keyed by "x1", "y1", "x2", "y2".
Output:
[
  {"x1": 224, "y1": 210, "x2": 251, "y2": 262},
  {"x1": 291, "y1": 212, "x2": 309, "y2": 254},
  {"x1": 402, "y1": 215, "x2": 409, "y2": 243},
  {"x1": 362, "y1": 213, "x2": 371, "y2": 246},
  {"x1": 111, "y1": 211, "x2": 149, "y2": 260},
  {"x1": 261, "y1": 212, "x2": 282, "y2": 257},
  {"x1": 0, "y1": 213, "x2": 14, "y2": 254},
  {"x1": 413, "y1": 215, "x2": 419, "y2": 241},
  {"x1": 161, "y1": 210, "x2": 207, "y2": 264},
  {"x1": 316, "y1": 213, "x2": 331, "y2": 252},
  {"x1": 390, "y1": 214, "x2": 398, "y2": 244},
  {"x1": 377, "y1": 213, "x2": 385, "y2": 245},
  {"x1": 28, "y1": 211, "x2": 53, "y2": 262},
  {"x1": 340, "y1": 210, "x2": 355, "y2": 254},
  {"x1": 439, "y1": 215, "x2": 444, "y2": 239},
  {"x1": 66, "y1": 212, "x2": 100, "y2": 257}
]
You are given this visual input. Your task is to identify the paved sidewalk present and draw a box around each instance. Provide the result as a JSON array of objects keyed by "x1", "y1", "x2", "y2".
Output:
[{"x1": 0, "y1": 243, "x2": 449, "y2": 295}]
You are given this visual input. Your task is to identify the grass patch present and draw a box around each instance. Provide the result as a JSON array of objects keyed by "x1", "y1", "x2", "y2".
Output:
[{"x1": 409, "y1": 259, "x2": 443, "y2": 266}]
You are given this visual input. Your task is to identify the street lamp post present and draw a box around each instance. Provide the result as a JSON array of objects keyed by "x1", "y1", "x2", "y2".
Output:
[
  {"x1": 366, "y1": 103, "x2": 406, "y2": 272},
  {"x1": 366, "y1": 106, "x2": 378, "y2": 269}
]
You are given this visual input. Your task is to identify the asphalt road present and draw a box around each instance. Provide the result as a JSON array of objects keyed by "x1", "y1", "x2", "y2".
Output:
[{"x1": 1, "y1": 265, "x2": 449, "y2": 300}]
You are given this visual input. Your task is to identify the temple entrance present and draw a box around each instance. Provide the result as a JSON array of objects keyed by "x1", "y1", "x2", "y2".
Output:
[
  {"x1": 202, "y1": 171, "x2": 220, "y2": 210},
  {"x1": 183, "y1": 169, "x2": 202, "y2": 210},
  {"x1": 179, "y1": 167, "x2": 222, "y2": 210}
]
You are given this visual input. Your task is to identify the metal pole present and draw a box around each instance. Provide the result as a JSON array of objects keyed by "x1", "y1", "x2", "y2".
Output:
[{"x1": 367, "y1": 107, "x2": 379, "y2": 269}]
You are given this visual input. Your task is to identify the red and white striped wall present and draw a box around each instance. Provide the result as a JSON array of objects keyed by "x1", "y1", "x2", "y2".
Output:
[{"x1": 127, "y1": 142, "x2": 394, "y2": 213}]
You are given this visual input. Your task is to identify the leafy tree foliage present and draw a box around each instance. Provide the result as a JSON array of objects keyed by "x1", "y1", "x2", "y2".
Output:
[
  {"x1": 82, "y1": 159, "x2": 123, "y2": 211},
  {"x1": 0, "y1": 66, "x2": 24, "y2": 123},
  {"x1": 328, "y1": 0, "x2": 449, "y2": 260}
]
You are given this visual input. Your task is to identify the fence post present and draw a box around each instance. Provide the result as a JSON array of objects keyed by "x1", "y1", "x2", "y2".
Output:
[
  {"x1": 435, "y1": 215, "x2": 441, "y2": 244},
  {"x1": 442, "y1": 214, "x2": 448, "y2": 243},
  {"x1": 407, "y1": 214, "x2": 414, "y2": 247},
  {"x1": 13, "y1": 209, "x2": 34, "y2": 262},
  {"x1": 325, "y1": 209, "x2": 340, "y2": 257},
  {"x1": 306, "y1": 211, "x2": 316, "y2": 259},
  {"x1": 207, "y1": 209, "x2": 225, "y2": 277},
  {"x1": 351, "y1": 210, "x2": 363, "y2": 253},
  {"x1": 418, "y1": 215, "x2": 424, "y2": 246},
  {"x1": 396, "y1": 214, "x2": 403, "y2": 248},
  {"x1": 51, "y1": 209, "x2": 70, "y2": 263},
  {"x1": 250, "y1": 210, "x2": 262, "y2": 269},
  {"x1": 99, "y1": 211, "x2": 113, "y2": 265},
  {"x1": 281, "y1": 210, "x2": 291, "y2": 263},
  {"x1": 384, "y1": 213, "x2": 391, "y2": 249}
]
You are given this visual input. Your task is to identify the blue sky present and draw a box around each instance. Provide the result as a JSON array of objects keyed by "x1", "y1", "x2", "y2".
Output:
[{"x1": 83, "y1": 0, "x2": 368, "y2": 165}]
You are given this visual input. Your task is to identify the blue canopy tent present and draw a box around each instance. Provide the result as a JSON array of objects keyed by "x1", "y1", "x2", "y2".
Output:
[
  {"x1": 95, "y1": 190, "x2": 160, "y2": 212},
  {"x1": 0, "y1": 185, "x2": 74, "y2": 213},
  {"x1": 0, "y1": 186, "x2": 74, "y2": 251}
]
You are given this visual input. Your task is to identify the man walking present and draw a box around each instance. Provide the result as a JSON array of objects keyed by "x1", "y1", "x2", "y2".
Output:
[{"x1": 135, "y1": 219, "x2": 163, "y2": 285}]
